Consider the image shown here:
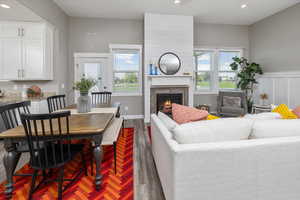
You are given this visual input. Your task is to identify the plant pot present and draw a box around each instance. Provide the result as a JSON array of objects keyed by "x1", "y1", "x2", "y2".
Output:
[{"x1": 77, "y1": 92, "x2": 91, "y2": 113}]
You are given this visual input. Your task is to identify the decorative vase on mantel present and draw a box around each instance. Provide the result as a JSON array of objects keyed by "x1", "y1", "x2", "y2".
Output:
[{"x1": 77, "y1": 91, "x2": 91, "y2": 113}]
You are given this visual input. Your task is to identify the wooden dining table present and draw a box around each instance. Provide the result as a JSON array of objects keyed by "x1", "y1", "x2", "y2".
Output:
[{"x1": 0, "y1": 104, "x2": 119, "y2": 198}]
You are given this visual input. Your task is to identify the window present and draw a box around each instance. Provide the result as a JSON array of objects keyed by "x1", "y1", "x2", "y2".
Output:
[
  {"x1": 218, "y1": 51, "x2": 241, "y2": 89},
  {"x1": 110, "y1": 45, "x2": 142, "y2": 95},
  {"x1": 194, "y1": 48, "x2": 243, "y2": 92},
  {"x1": 195, "y1": 51, "x2": 214, "y2": 90}
]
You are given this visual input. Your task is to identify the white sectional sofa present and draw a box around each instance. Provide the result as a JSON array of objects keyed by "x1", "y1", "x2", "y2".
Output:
[{"x1": 151, "y1": 114, "x2": 300, "y2": 200}]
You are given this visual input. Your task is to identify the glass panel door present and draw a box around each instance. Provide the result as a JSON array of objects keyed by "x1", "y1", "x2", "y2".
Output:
[
  {"x1": 74, "y1": 56, "x2": 109, "y2": 102},
  {"x1": 81, "y1": 62, "x2": 103, "y2": 91}
]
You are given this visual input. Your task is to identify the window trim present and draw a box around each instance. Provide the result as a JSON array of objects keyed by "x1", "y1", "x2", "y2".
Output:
[
  {"x1": 194, "y1": 47, "x2": 244, "y2": 94},
  {"x1": 109, "y1": 44, "x2": 143, "y2": 96}
]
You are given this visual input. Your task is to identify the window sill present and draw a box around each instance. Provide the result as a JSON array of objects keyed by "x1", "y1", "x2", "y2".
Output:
[
  {"x1": 194, "y1": 91, "x2": 219, "y2": 95},
  {"x1": 112, "y1": 93, "x2": 143, "y2": 97}
]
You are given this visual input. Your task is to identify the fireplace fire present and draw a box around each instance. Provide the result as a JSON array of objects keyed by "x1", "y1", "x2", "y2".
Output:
[{"x1": 157, "y1": 93, "x2": 183, "y2": 114}]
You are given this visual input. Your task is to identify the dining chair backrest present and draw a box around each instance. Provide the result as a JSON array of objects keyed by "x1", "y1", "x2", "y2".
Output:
[
  {"x1": 91, "y1": 92, "x2": 112, "y2": 105},
  {"x1": 0, "y1": 101, "x2": 31, "y2": 130},
  {"x1": 20, "y1": 111, "x2": 71, "y2": 169},
  {"x1": 47, "y1": 95, "x2": 66, "y2": 113}
]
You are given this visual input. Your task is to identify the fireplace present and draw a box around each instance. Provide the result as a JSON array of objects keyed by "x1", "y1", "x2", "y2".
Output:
[
  {"x1": 156, "y1": 93, "x2": 183, "y2": 113},
  {"x1": 150, "y1": 87, "x2": 188, "y2": 115}
]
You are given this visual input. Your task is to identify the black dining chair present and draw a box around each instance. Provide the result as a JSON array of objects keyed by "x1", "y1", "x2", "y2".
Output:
[
  {"x1": 0, "y1": 101, "x2": 31, "y2": 130},
  {"x1": 47, "y1": 95, "x2": 66, "y2": 113},
  {"x1": 91, "y1": 92, "x2": 112, "y2": 106},
  {"x1": 20, "y1": 111, "x2": 87, "y2": 200},
  {"x1": 0, "y1": 101, "x2": 35, "y2": 177}
]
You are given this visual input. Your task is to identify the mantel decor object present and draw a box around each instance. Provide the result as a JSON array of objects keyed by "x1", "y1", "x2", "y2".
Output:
[
  {"x1": 74, "y1": 78, "x2": 96, "y2": 113},
  {"x1": 158, "y1": 52, "x2": 181, "y2": 75}
]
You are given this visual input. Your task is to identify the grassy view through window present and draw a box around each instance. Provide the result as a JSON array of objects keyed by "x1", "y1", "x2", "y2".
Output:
[{"x1": 113, "y1": 50, "x2": 140, "y2": 93}]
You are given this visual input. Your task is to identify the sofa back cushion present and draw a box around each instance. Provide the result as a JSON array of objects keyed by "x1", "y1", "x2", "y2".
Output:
[
  {"x1": 172, "y1": 103, "x2": 208, "y2": 124},
  {"x1": 252, "y1": 119, "x2": 300, "y2": 139},
  {"x1": 173, "y1": 118, "x2": 253, "y2": 144},
  {"x1": 157, "y1": 112, "x2": 178, "y2": 132},
  {"x1": 244, "y1": 112, "x2": 282, "y2": 120}
]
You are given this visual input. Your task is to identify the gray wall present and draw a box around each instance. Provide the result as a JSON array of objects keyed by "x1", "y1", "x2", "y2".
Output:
[
  {"x1": 250, "y1": 3, "x2": 300, "y2": 72},
  {"x1": 194, "y1": 23, "x2": 250, "y2": 111},
  {"x1": 0, "y1": 0, "x2": 69, "y2": 96},
  {"x1": 68, "y1": 17, "x2": 144, "y2": 115},
  {"x1": 68, "y1": 18, "x2": 250, "y2": 115}
]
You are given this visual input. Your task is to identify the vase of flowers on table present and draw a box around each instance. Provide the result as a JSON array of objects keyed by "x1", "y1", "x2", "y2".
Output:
[{"x1": 74, "y1": 78, "x2": 96, "y2": 113}]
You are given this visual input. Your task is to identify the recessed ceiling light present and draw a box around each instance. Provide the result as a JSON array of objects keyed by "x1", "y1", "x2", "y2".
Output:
[
  {"x1": 241, "y1": 4, "x2": 248, "y2": 9},
  {"x1": 0, "y1": 4, "x2": 10, "y2": 8},
  {"x1": 174, "y1": 0, "x2": 181, "y2": 5}
]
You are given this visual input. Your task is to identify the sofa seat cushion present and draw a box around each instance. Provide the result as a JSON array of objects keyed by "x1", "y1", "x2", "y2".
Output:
[
  {"x1": 252, "y1": 119, "x2": 300, "y2": 139},
  {"x1": 157, "y1": 112, "x2": 178, "y2": 132},
  {"x1": 172, "y1": 103, "x2": 208, "y2": 124},
  {"x1": 173, "y1": 118, "x2": 253, "y2": 144},
  {"x1": 220, "y1": 106, "x2": 244, "y2": 115}
]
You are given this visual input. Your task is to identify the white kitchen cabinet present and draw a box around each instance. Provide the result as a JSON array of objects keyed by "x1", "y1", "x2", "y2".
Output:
[
  {"x1": 23, "y1": 39, "x2": 44, "y2": 79},
  {"x1": 1, "y1": 38, "x2": 22, "y2": 80},
  {"x1": 0, "y1": 23, "x2": 21, "y2": 38},
  {"x1": 0, "y1": 21, "x2": 53, "y2": 81}
]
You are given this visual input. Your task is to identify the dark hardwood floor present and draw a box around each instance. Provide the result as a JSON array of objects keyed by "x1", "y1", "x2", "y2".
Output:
[{"x1": 124, "y1": 119, "x2": 165, "y2": 200}]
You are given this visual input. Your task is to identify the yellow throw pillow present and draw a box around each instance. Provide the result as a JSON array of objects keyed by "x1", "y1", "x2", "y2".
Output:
[
  {"x1": 272, "y1": 104, "x2": 298, "y2": 119},
  {"x1": 207, "y1": 114, "x2": 220, "y2": 120}
]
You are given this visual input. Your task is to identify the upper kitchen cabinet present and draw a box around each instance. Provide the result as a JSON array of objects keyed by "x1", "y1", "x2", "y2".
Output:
[{"x1": 0, "y1": 21, "x2": 54, "y2": 80}]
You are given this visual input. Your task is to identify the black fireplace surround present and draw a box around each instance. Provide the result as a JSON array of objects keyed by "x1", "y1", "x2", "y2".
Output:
[{"x1": 156, "y1": 93, "x2": 183, "y2": 112}]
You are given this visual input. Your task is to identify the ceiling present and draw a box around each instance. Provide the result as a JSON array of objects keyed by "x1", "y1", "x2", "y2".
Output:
[
  {"x1": 53, "y1": 0, "x2": 300, "y2": 25},
  {"x1": 0, "y1": 0, "x2": 42, "y2": 21}
]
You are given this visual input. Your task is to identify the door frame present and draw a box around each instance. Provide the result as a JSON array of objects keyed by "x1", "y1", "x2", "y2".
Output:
[{"x1": 74, "y1": 53, "x2": 112, "y2": 102}]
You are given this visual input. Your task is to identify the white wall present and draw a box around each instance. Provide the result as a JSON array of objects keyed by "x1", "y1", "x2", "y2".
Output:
[
  {"x1": 144, "y1": 13, "x2": 194, "y2": 122},
  {"x1": 144, "y1": 13, "x2": 194, "y2": 74},
  {"x1": 250, "y1": 3, "x2": 300, "y2": 72}
]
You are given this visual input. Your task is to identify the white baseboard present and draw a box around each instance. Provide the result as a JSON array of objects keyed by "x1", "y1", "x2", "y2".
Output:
[{"x1": 122, "y1": 115, "x2": 144, "y2": 120}]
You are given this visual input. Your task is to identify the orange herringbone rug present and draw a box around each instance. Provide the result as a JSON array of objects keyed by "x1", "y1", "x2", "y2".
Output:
[{"x1": 0, "y1": 128, "x2": 134, "y2": 200}]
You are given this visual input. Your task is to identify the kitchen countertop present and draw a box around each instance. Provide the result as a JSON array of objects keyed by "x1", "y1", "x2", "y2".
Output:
[{"x1": 0, "y1": 92, "x2": 56, "y2": 104}]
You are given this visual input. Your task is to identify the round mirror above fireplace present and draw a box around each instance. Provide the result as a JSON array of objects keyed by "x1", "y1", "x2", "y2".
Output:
[{"x1": 158, "y1": 52, "x2": 181, "y2": 75}]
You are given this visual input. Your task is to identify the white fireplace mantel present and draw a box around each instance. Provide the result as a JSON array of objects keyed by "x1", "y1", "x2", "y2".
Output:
[{"x1": 147, "y1": 75, "x2": 193, "y2": 87}]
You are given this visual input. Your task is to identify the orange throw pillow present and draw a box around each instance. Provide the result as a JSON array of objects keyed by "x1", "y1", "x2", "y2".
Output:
[
  {"x1": 292, "y1": 106, "x2": 300, "y2": 118},
  {"x1": 172, "y1": 103, "x2": 209, "y2": 124}
]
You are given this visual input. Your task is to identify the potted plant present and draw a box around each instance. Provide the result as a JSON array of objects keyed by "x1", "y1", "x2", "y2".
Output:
[
  {"x1": 230, "y1": 57, "x2": 263, "y2": 113},
  {"x1": 260, "y1": 93, "x2": 268, "y2": 105},
  {"x1": 74, "y1": 78, "x2": 96, "y2": 113}
]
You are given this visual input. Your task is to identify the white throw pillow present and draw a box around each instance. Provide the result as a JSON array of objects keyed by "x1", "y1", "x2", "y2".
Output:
[
  {"x1": 173, "y1": 118, "x2": 253, "y2": 144},
  {"x1": 252, "y1": 119, "x2": 300, "y2": 139},
  {"x1": 157, "y1": 112, "x2": 178, "y2": 131},
  {"x1": 244, "y1": 112, "x2": 282, "y2": 120}
]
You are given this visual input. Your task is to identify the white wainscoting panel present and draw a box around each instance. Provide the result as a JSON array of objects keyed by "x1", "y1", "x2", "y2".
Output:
[{"x1": 256, "y1": 72, "x2": 300, "y2": 108}]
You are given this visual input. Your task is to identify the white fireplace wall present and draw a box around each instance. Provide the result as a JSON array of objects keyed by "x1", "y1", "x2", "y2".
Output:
[{"x1": 144, "y1": 13, "x2": 194, "y2": 122}]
